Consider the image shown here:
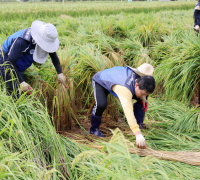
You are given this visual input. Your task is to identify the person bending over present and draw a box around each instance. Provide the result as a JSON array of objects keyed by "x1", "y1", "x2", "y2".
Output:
[
  {"x1": 0, "y1": 20, "x2": 67, "y2": 98},
  {"x1": 90, "y1": 63, "x2": 155, "y2": 149}
]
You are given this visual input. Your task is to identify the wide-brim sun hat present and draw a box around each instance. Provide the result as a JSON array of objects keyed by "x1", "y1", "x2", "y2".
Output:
[
  {"x1": 31, "y1": 20, "x2": 59, "y2": 53},
  {"x1": 126, "y1": 63, "x2": 154, "y2": 77}
]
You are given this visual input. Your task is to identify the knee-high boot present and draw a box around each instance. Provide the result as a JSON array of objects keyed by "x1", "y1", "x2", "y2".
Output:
[{"x1": 90, "y1": 114, "x2": 104, "y2": 137}]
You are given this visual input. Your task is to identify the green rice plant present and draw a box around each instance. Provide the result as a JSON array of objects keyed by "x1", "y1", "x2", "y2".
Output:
[
  {"x1": 0, "y1": 5, "x2": 200, "y2": 179},
  {"x1": 74, "y1": 43, "x2": 110, "y2": 88},
  {"x1": 72, "y1": 28, "x2": 123, "y2": 60},
  {"x1": 172, "y1": 107, "x2": 200, "y2": 133},
  {"x1": 121, "y1": 38, "x2": 155, "y2": 67},
  {"x1": 146, "y1": 98, "x2": 200, "y2": 133},
  {"x1": 131, "y1": 13, "x2": 167, "y2": 47},
  {"x1": 72, "y1": 129, "x2": 200, "y2": 180},
  {"x1": 104, "y1": 20, "x2": 127, "y2": 39},
  {"x1": 57, "y1": 17, "x2": 79, "y2": 40},
  {"x1": 0, "y1": 139, "x2": 62, "y2": 180},
  {"x1": 71, "y1": 43, "x2": 109, "y2": 111},
  {"x1": 154, "y1": 32, "x2": 200, "y2": 104},
  {"x1": 0, "y1": 2, "x2": 195, "y2": 21},
  {"x1": 146, "y1": 98, "x2": 188, "y2": 125},
  {"x1": 144, "y1": 128, "x2": 200, "y2": 151},
  {"x1": 73, "y1": 42, "x2": 125, "y2": 116},
  {"x1": 24, "y1": 61, "x2": 57, "y2": 113},
  {"x1": 0, "y1": 89, "x2": 76, "y2": 179},
  {"x1": 134, "y1": 98, "x2": 200, "y2": 150}
]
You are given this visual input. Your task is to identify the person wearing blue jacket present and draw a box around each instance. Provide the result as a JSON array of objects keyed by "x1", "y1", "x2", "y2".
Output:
[
  {"x1": 194, "y1": 0, "x2": 200, "y2": 35},
  {"x1": 90, "y1": 63, "x2": 155, "y2": 149},
  {"x1": 0, "y1": 20, "x2": 67, "y2": 98}
]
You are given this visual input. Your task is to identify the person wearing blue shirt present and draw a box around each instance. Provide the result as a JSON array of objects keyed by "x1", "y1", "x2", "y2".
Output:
[
  {"x1": 0, "y1": 20, "x2": 67, "y2": 98},
  {"x1": 90, "y1": 63, "x2": 156, "y2": 149},
  {"x1": 194, "y1": 0, "x2": 200, "y2": 35}
]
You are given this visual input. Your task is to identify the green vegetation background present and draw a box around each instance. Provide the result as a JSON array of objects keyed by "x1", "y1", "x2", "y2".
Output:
[{"x1": 0, "y1": 2, "x2": 199, "y2": 180}]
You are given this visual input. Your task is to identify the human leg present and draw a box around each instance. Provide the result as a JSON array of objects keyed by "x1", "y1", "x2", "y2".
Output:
[
  {"x1": 0, "y1": 55, "x2": 20, "y2": 99},
  {"x1": 90, "y1": 80, "x2": 109, "y2": 137},
  {"x1": 133, "y1": 102, "x2": 145, "y2": 129}
]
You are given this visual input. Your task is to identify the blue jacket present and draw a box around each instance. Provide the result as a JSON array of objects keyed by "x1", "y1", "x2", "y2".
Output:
[
  {"x1": 2, "y1": 28, "x2": 34, "y2": 73},
  {"x1": 194, "y1": 1, "x2": 200, "y2": 26},
  {"x1": 92, "y1": 66, "x2": 145, "y2": 124},
  {"x1": 92, "y1": 66, "x2": 139, "y2": 98}
]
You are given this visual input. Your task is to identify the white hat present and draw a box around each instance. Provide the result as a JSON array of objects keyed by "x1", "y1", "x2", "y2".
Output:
[
  {"x1": 31, "y1": 20, "x2": 59, "y2": 63},
  {"x1": 126, "y1": 63, "x2": 154, "y2": 77}
]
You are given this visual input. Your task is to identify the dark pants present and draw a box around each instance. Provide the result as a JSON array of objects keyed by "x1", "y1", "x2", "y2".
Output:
[
  {"x1": 92, "y1": 80, "x2": 109, "y2": 116},
  {"x1": 91, "y1": 80, "x2": 145, "y2": 124},
  {"x1": 0, "y1": 52, "x2": 20, "y2": 98}
]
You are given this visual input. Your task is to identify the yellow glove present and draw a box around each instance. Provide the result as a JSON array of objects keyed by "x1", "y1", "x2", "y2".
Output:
[
  {"x1": 20, "y1": 81, "x2": 33, "y2": 95},
  {"x1": 58, "y1": 73, "x2": 68, "y2": 88}
]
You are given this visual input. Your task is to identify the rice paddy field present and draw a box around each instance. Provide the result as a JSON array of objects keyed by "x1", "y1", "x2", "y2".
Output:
[{"x1": 0, "y1": 1, "x2": 200, "y2": 180}]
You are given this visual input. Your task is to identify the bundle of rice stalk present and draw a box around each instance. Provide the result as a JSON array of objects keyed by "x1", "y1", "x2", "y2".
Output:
[
  {"x1": 54, "y1": 83, "x2": 71, "y2": 131},
  {"x1": 112, "y1": 129, "x2": 200, "y2": 167},
  {"x1": 129, "y1": 148, "x2": 200, "y2": 167},
  {"x1": 73, "y1": 128, "x2": 200, "y2": 167},
  {"x1": 53, "y1": 47, "x2": 77, "y2": 132}
]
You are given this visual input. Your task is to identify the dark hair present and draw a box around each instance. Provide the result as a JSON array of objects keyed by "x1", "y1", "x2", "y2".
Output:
[{"x1": 136, "y1": 76, "x2": 155, "y2": 94}]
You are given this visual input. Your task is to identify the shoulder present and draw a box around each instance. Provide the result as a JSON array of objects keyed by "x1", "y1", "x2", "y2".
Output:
[
  {"x1": 14, "y1": 37, "x2": 30, "y2": 46},
  {"x1": 9, "y1": 37, "x2": 30, "y2": 54},
  {"x1": 112, "y1": 85, "x2": 132, "y2": 96}
]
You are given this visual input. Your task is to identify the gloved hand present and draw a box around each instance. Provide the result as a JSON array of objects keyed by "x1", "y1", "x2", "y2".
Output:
[
  {"x1": 58, "y1": 73, "x2": 68, "y2": 88},
  {"x1": 141, "y1": 97, "x2": 148, "y2": 112},
  {"x1": 195, "y1": 25, "x2": 200, "y2": 31},
  {"x1": 20, "y1": 81, "x2": 33, "y2": 95},
  {"x1": 136, "y1": 134, "x2": 146, "y2": 149}
]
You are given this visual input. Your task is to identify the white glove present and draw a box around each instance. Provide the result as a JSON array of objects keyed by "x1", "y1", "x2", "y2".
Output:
[
  {"x1": 136, "y1": 134, "x2": 146, "y2": 149},
  {"x1": 20, "y1": 81, "x2": 33, "y2": 94},
  {"x1": 195, "y1": 25, "x2": 200, "y2": 31},
  {"x1": 57, "y1": 73, "x2": 67, "y2": 88}
]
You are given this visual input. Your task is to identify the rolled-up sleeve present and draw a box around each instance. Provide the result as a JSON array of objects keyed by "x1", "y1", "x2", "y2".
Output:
[{"x1": 112, "y1": 85, "x2": 140, "y2": 134}]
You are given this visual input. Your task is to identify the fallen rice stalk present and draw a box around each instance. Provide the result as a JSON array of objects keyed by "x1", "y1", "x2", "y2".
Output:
[
  {"x1": 63, "y1": 130, "x2": 200, "y2": 167},
  {"x1": 129, "y1": 148, "x2": 200, "y2": 167}
]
